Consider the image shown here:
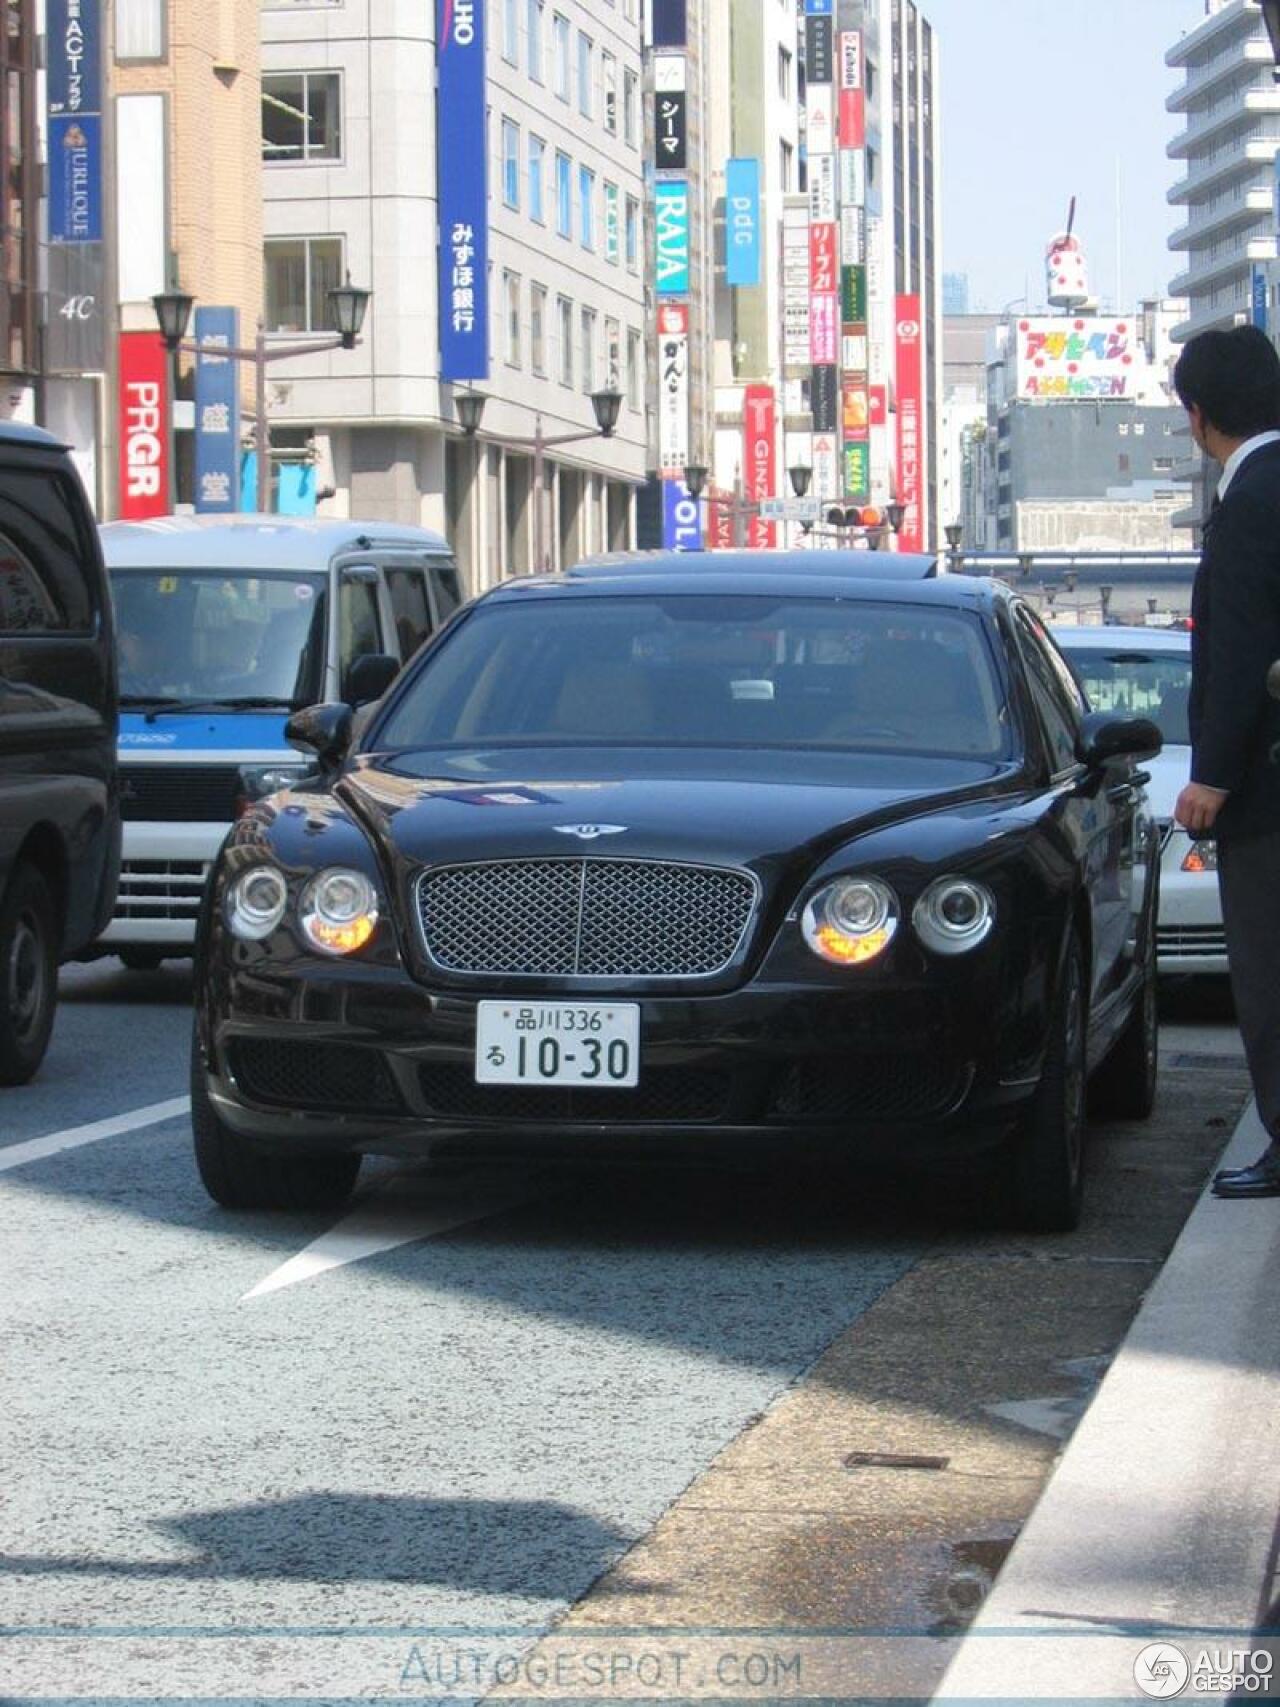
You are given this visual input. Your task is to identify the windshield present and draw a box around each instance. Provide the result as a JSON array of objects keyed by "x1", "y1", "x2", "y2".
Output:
[
  {"x1": 1060, "y1": 643, "x2": 1191, "y2": 746},
  {"x1": 111, "y1": 569, "x2": 328, "y2": 707},
  {"x1": 376, "y1": 595, "x2": 1013, "y2": 761}
]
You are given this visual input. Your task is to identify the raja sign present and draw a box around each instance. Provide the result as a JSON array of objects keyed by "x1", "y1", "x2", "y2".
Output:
[
  {"x1": 743, "y1": 384, "x2": 776, "y2": 548},
  {"x1": 655, "y1": 181, "x2": 691, "y2": 294},
  {"x1": 118, "y1": 332, "x2": 169, "y2": 520},
  {"x1": 895, "y1": 297, "x2": 924, "y2": 552}
]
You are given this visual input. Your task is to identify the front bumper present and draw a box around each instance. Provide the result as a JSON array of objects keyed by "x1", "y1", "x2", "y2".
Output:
[
  {"x1": 99, "y1": 822, "x2": 226, "y2": 949},
  {"x1": 1157, "y1": 829, "x2": 1227, "y2": 976},
  {"x1": 198, "y1": 960, "x2": 1039, "y2": 1164}
]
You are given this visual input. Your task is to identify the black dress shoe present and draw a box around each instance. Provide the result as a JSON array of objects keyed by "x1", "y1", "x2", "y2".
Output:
[{"x1": 1213, "y1": 1150, "x2": 1280, "y2": 1198}]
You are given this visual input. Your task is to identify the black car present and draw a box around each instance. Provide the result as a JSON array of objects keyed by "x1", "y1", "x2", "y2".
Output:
[
  {"x1": 0, "y1": 423, "x2": 119, "y2": 1083},
  {"x1": 191, "y1": 554, "x2": 1161, "y2": 1230}
]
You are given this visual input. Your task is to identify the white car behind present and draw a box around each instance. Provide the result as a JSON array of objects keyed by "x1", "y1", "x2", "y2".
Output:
[{"x1": 1053, "y1": 624, "x2": 1225, "y2": 978}]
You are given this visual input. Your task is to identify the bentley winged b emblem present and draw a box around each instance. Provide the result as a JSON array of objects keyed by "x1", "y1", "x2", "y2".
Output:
[{"x1": 552, "y1": 824, "x2": 629, "y2": 841}]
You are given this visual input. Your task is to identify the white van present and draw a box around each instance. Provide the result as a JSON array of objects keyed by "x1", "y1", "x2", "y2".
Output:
[{"x1": 98, "y1": 515, "x2": 463, "y2": 965}]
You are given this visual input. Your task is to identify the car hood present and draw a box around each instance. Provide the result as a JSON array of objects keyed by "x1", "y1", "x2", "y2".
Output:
[{"x1": 335, "y1": 745, "x2": 1027, "y2": 873}]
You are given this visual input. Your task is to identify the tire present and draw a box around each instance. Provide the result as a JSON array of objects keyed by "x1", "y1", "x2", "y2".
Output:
[
  {"x1": 1005, "y1": 936, "x2": 1088, "y2": 1233},
  {"x1": 0, "y1": 864, "x2": 59, "y2": 1086},
  {"x1": 119, "y1": 948, "x2": 166, "y2": 972},
  {"x1": 1088, "y1": 918, "x2": 1158, "y2": 1122},
  {"x1": 190, "y1": 1023, "x2": 361, "y2": 1211}
]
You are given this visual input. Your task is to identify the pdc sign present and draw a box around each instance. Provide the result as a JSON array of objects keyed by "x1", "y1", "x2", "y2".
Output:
[{"x1": 117, "y1": 332, "x2": 169, "y2": 519}]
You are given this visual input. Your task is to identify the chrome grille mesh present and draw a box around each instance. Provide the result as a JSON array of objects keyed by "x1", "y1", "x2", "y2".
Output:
[{"x1": 417, "y1": 859, "x2": 757, "y2": 978}]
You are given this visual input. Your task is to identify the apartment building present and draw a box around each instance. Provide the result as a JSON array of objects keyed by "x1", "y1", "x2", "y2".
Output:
[{"x1": 260, "y1": 0, "x2": 647, "y2": 586}]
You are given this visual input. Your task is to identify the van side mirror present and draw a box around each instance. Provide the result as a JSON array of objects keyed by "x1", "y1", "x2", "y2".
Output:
[
  {"x1": 1079, "y1": 710, "x2": 1162, "y2": 769},
  {"x1": 344, "y1": 651, "x2": 400, "y2": 707},
  {"x1": 285, "y1": 702, "x2": 353, "y2": 767}
]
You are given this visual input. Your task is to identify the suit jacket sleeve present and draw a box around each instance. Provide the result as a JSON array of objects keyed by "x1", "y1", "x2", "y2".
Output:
[{"x1": 1192, "y1": 488, "x2": 1280, "y2": 792}]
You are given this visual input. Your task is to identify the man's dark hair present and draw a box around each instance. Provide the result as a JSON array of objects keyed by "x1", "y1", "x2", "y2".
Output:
[{"x1": 1173, "y1": 325, "x2": 1280, "y2": 438}]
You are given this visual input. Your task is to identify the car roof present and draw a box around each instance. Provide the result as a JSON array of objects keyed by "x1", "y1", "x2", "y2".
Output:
[
  {"x1": 101, "y1": 514, "x2": 452, "y2": 571},
  {"x1": 483, "y1": 552, "x2": 1000, "y2": 610},
  {"x1": 0, "y1": 421, "x2": 69, "y2": 453},
  {"x1": 1051, "y1": 623, "x2": 1189, "y2": 653}
]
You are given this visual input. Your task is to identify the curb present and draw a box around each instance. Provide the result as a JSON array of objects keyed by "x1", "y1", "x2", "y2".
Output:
[{"x1": 933, "y1": 1097, "x2": 1280, "y2": 1701}]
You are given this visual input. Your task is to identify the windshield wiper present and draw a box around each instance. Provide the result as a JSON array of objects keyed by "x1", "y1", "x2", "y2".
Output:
[{"x1": 121, "y1": 694, "x2": 298, "y2": 724}]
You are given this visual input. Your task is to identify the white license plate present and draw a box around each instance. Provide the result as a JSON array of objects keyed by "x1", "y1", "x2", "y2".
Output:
[{"x1": 475, "y1": 1001, "x2": 640, "y2": 1087}]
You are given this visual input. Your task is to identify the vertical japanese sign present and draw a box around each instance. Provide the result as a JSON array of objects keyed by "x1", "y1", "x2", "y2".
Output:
[
  {"x1": 652, "y1": 0, "x2": 687, "y2": 46},
  {"x1": 843, "y1": 442, "x2": 870, "y2": 500},
  {"x1": 895, "y1": 296, "x2": 924, "y2": 553},
  {"x1": 654, "y1": 56, "x2": 688, "y2": 169},
  {"x1": 838, "y1": 33, "x2": 865, "y2": 147},
  {"x1": 657, "y1": 302, "x2": 690, "y2": 474},
  {"x1": 743, "y1": 384, "x2": 776, "y2": 548},
  {"x1": 804, "y1": 14, "x2": 833, "y2": 83},
  {"x1": 655, "y1": 181, "x2": 691, "y2": 294},
  {"x1": 437, "y1": 0, "x2": 488, "y2": 380},
  {"x1": 663, "y1": 479, "x2": 703, "y2": 550},
  {"x1": 194, "y1": 307, "x2": 240, "y2": 514},
  {"x1": 604, "y1": 183, "x2": 620, "y2": 264},
  {"x1": 1252, "y1": 263, "x2": 1269, "y2": 333},
  {"x1": 726, "y1": 158, "x2": 761, "y2": 287},
  {"x1": 117, "y1": 332, "x2": 169, "y2": 520},
  {"x1": 46, "y1": 0, "x2": 106, "y2": 373},
  {"x1": 811, "y1": 365, "x2": 838, "y2": 433}
]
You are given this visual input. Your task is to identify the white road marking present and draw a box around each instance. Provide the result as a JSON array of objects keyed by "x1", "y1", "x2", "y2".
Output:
[
  {"x1": 0, "y1": 1097, "x2": 191, "y2": 1175},
  {"x1": 241, "y1": 1170, "x2": 537, "y2": 1299}
]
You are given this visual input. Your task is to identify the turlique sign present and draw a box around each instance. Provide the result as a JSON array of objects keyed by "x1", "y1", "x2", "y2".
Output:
[
  {"x1": 47, "y1": 0, "x2": 103, "y2": 244},
  {"x1": 437, "y1": 0, "x2": 489, "y2": 380}
]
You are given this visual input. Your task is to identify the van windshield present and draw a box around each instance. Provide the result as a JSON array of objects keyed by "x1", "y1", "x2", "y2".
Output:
[{"x1": 111, "y1": 568, "x2": 327, "y2": 708}]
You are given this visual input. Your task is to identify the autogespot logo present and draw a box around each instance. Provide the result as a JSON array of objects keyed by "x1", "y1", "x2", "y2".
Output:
[{"x1": 1134, "y1": 1643, "x2": 1191, "y2": 1698}]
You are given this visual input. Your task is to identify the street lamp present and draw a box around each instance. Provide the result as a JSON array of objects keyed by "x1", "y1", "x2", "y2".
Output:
[
  {"x1": 788, "y1": 463, "x2": 812, "y2": 498},
  {"x1": 153, "y1": 276, "x2": 371, "y2": 513},
  {"x1": 455, "y1": 387, "x2": 623, "y2": 571},
  {"x1": 1100, "y1": 583, "x2": 1114, "y2": 623},
  {"x1": 944, "y1": 520, "x2": 963, "y2": 574},
  {"x1": 683, "y1": 463, "x2": 709, "y2": 500}
]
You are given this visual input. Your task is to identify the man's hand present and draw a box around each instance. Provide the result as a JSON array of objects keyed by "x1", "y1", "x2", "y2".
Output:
[{"x1": 1175, "y1": 781, "x2": 1229, "y2": 836}]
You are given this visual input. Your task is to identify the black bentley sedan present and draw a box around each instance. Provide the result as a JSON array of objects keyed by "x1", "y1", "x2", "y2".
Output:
[{"x1": 191, "y1": 555, "x2": 1162, "y2": 1231}]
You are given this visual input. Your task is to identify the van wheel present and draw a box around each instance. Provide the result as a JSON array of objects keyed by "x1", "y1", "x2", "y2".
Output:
[
  {"x1": 1002, "y1": 936, "x2": 1088, "y2": 1233},
  {"x1": 0, "y1": 865, "x2": 59, "y2": 1086},
  {"x1": 190, "y1": 1024, "x2": 361, "y2": 1211}
]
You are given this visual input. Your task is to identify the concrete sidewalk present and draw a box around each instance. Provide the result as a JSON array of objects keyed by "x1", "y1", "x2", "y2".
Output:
[{"x1": 934, "y1": 1097, "x2": 1280, "y2": 1702}]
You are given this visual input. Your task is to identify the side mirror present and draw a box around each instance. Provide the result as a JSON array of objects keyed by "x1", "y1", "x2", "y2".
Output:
[
  {"x1": 285, "y1": 701, "x2": 354, "y2": 768},
  {"x1": 344, "y1": 651, "x2": 400, "y2": 707},
  {"x1": 1079, "y1": 710, "x2": 1163, "y2": 769}
]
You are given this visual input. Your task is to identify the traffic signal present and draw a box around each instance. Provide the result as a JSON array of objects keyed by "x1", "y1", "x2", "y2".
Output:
[{"x1": 824, "y1": 505, "x2": 886, "y2": 529}]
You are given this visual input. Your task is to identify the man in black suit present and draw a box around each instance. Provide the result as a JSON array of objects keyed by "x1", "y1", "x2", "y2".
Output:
[{"x1": 1172, "y1": 325, "x2": 1280, "y2": 1197}]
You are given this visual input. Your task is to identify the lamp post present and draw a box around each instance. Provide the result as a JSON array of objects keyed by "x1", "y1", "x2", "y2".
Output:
[
  {"x1": 681, "y1": 460, "x2": 813, "y2": 546},
  {"x1": 944, "y1": 521, "x2": 963, "y2": 574},
  {"x1": 1099, "y1": 583, "x2": 1114, "y2": 624},
  {"x1": 153, "y1": 278, "x2": 371, "y2": 514},
  {"x1": 456, "y1": 387, "x2": 622, "y2": 572}
]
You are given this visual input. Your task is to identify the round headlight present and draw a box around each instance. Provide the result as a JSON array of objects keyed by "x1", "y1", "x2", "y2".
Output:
[
  {"x1": 801, "y1": 877, "x2": 898, "y2": 966},
  {"x1": 300, "y1": 867, "x2": 379, "y2": 956},
  {"x1": 913, "y1": 877, "x2": 996, "y2": 956},
  {"x1": 224, "y1": 864, "x2": 288, "y2": 941}
]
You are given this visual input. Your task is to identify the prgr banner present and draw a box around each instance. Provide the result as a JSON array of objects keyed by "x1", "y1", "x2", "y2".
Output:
[
  {"x1": 117, "y1": 332, "x2": 169, "y2": 520},
  {"x1": 726, "y1": 158, "x2": 761, "y2": 287},
  {"x1": 437, "y1": 0, "x2": 489, "y2": 380},
  {"x1": 194, "y1": 307, "x2": 240, "y2": 513},
  {"x1": 743, "y1": 385, "x2": 776, "y2": 549},
  {"x1": 895, "y1": 296, "x2": 924, "y2": 552}
]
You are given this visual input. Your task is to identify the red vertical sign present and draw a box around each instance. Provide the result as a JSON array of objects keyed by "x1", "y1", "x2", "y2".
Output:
[
  {"x1": 894, "y1": 297, "x2": 923, "y2": 554},
  {"x1": 117, "y1": 332, "x2": 170, "y2": 520},
  {"x1": 743, "y1": 384, "x2": 776, "y2": 549}
]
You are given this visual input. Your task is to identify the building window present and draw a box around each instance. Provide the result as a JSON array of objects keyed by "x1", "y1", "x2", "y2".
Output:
[
  {"x1": 504, "y1": 270, "x2": 521, "y2": 366},
  {"x1": 556, "y1": 150, "x2": 572, "y2": 237},
  {"x1": 604, "y1": 181, "x2": 620, "y2": 263},
  {"x1": 780, "y1": 139, "x2": 793, "y2": 191},
  {"x1": 116, "y1": 0, "x2": 165, "y2": 59},
  {"x1": 577, "y1": 31, "x2": 593, "y2": 117},
  {"x1": 602, "y1": 50, "x2": 617, "y2": 133},
  {"x1": 528, "y1": 134, "x2": 546, "y2": 222},
  {"x1": 778, "y1": 46, "x2": 792, "y2": 101},
  {"x1": 624, "y1": 195, "x2": 639, "y2": 271},
  {"x1": 604, "y1": 315, "x2": 621, "y2": 389},
  {"x1": 580, "y1": 306, "x2": 596, "y2": 393},
  {"x1": 262, "y1": 72, "x2": 342, "y2": 164},
  {"x1": 531, "y1": 283, "x2": 547, "y2": 375},
  {"x1": 558, "y1": 294, "x2": 574, "y2": 386},
  {"x1": 578, "y1": 164, "x2": 595, "y2": 249},
  {"x1": 501, "y1": 118, "x2": 520, "y2": 208},
  {"x1": 623, "y1": 68, "x2": 638, "y2": 146},
  {"x1": 553, "y1": 13, "x2": 570, "y2": 100},
  {"x1": 626, "y1": 328, "x2": 641, "y2": 409},
  {"x1": 264, "y1": 235, "x2": 344, "y2": 333},
  {"x1": 527, "y1": 0, "x2": 544, "y2": 81}
]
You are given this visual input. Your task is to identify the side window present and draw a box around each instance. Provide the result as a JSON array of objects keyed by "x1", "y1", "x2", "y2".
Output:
[
  {"x1": 385, "y1": 568, "x2": 433, "y2": 662},
  {"x1": 431, "y1": 565, "x2": 464, "y2": 620},
  {"x1": 0, "y1": 470, "x2": 96, "y2": 635},
  {"x1": 1014, "y1": 605, "x2": 1081, "y2": 775},
  {"x1": 338, "y1": 577, "x2": 383, "y2": 690}
]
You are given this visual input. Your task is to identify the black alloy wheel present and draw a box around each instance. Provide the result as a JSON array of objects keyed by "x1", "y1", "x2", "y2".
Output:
[
  {"x1": 0, "y1": 864, "x2": 59, "y2": 1086},
  {"x1": 1005, "y1": 935, "x2": 1088, "y2": 1233}
]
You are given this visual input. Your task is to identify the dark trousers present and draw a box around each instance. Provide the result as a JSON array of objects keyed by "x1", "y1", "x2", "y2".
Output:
[{"x1": 1218, "y1": 828, "x2": 1280, "y2": 1141}]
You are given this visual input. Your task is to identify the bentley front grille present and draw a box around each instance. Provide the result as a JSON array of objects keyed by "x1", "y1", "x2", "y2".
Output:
[{"x1": 416, "y1": 859, "x2": 758, "y2": 979}]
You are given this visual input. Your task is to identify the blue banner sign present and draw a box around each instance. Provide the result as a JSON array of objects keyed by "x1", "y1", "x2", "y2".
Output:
[
  {"x1": 195, "y1": 307, "x2": 241, "y2": 513},
  {"x1": 663, "y1": 479, "x2": 703, "y2": 551},
  {"x1": 437, "y1": 0, "x2": 489, "y2": 380},
  {"x1": 655, "y1": 181, "x2": 691, "y2": 295},
  {"x1": 1252, "y1": 263, "x2": 1269, "y2": 334},
  {"x1": 725, "y1": 158, "x2": 761, "y2": 287},
  {"x1": 652, "y1": 0, "x2": 687, "y2": 46},
  {"x1": 805, "y1": 0, "x2": 833, "y2": 11},
  {"x1": 46, "y1": 0, "x2": 102, "y2": 244},
  {"x1": 47, "y1": 0, "x2": 102, "y2": 116}
]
